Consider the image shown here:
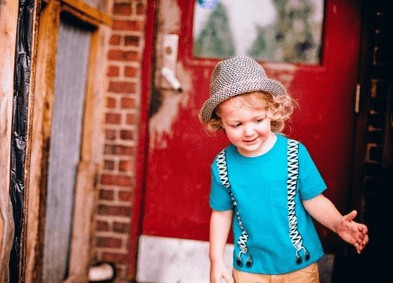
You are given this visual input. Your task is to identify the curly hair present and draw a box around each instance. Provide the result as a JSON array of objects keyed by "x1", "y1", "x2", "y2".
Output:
[{"x1": 202, "y1": 91, "x2": 297, "y2": 133}]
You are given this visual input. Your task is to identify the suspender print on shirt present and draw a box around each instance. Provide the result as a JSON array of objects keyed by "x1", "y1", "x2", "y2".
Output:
[{"x1": 215, "y1": 139, "x2": 310, "y2": 268}]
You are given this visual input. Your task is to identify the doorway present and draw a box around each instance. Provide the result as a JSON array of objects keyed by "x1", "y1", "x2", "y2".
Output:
[{"x1": 136, "y1": 0, "x2": 362, "y2": 281}]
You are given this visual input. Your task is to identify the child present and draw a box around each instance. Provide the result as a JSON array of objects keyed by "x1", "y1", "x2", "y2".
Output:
[{"x1": 199, "y1": 56, "x2": 369, "y2": 283}]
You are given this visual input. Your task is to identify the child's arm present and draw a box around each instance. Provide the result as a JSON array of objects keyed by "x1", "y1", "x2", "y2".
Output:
[
  {"x1": 209, "y1": 209, "x2": 234, "y2": 283},
  {"x1": 303, "y1": 194, "x2": 369, "y2": 254}
]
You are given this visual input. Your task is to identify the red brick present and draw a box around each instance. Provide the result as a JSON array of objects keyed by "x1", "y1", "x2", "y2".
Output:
[
  {"x1": 120, "y1": 130, "x2": 134, "y2": 140},
  {"x1": 96, "y1": 236, "x2": 122, "y2": 248},
  {"x1": 107, "y1": 65, "x2": 120, "y2": 77},
  {"x1": 95, "y1": 220, "x2": 110, "y2": 232},
  {"x1": 126, "y1": 113, "x2": 136, "y2": 124},
  {"x1": 104, "y1": 145, "x2": 134, "y2": 155},
  {"x1": 113, "y1": 3, "x2": 132, "y2": 15},
  {"x1": 97, "y1": 204, "x2": 131, "y2": 216},
  {"x1": 105, "y1": 129, "x2": 117, "y2": 140},
  {"x1": 124, "y1": 35, "x2": 140, "y2": 47},
  {"x1": 124, "y1": 66, "x2": 138, "y2": 77},
  {"x1": 119, "y1": 160, "x2": 134, "y2": 172},
  {"x1": 109, "y1": 81, "x2": 136, "y2": 93},
  {"x1": 108, "y1": 49, "x2": 138, "y2": 61},
  {"x1": 105, "y1": 113, "x2": 121, "y2": 124},
  {"x1": 109, "y1": 34, "x2": 121, "y2": 45},
  {"x1": 112, "y1": 20, "x2": 143, "y2": 31},
  {"x1": 99, "y1": 189, "x2": 115, "y2": 201},
  {"x1": 100, "y1": 174, "x2": 133, "y2": 186},
  {"x1": 104, "y1": 159, "x2": 115, "y2": 170},
  {"x1": 118, "y1": 190, "x2": 132, "y2": 201},
  {"x1": 106, "y1": 97, "x2": 117, "y2": 108},
  {"x1": 120, "y1": 97, "x2": 135, "y2": 108},
  {"x1": 136, "y1": 2, "x2": 145, "y2": 15},
  {"x1": 113, "y1": 221, "x2": 130, "y2": 233}
]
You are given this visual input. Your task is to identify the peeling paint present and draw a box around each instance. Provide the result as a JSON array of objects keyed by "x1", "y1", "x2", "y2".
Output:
[
  {"x1": 149, "y1": 63, "x2": 193, "y2": 149},
  {"x1": 148, "y1": 0, "x2": 186, "y2": 150},
  {"x1": 158, "y1": 0, "x2": 181, "y2": 32},
  {"x1": 149, "y1": 91, "x2": 183, "y2": 149}
]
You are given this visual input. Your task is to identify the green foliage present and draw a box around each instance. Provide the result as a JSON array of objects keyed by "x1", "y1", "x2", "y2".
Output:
[
  {"x1": 194, "y1": 0, "x2": 322, "y2": 64},
  {"x1": 193, "y1": 2, "x2": 236, "y2": 58}
]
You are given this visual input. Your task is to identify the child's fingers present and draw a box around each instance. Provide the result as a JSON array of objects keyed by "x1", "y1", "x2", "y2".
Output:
[
  {"x1": 359, "y1": 224, "x2": 368, "y2": 234},
  {"x1": 340, "y1": 210, "x2": 358, "y2": 230},
  {"x1": 343, "y1": 210, "x2": 357, "y2": 223},
  {"x1": 354, "y1": 242, "x2": 365, "y2": 254},
  {"x1": 354, "y1": 231, "x2": 369, "y2": 254}
]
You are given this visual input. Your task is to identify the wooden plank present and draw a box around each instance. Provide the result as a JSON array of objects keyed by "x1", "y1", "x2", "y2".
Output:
[
  {"x1": 0, "y1": 1, "x2": 19, "y2": 282},
  {"x1": 67, "y1": 20, "x2": 110, "y2": 279},
  {"x1": 19, "y1": 1, "x2": 40, "y2": 279},
  {"x1": 43, "y1": 16, "x2": 92, "y2": 282},
  {"x1": 24, "y1": 1, "x2": 61, "y2": 282},
  {"x1": 61, "y1": 0, "x2": 112, "y2": 26},
  {"x1": 26, "y1": 1, "x2": 110, "y2": 281},
  {"x1": 68, "y1": 162, "x2": 97, "y2": 281}
]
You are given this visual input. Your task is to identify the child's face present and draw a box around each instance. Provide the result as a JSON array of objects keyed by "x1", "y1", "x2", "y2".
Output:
[{"x1": 219, "y1": 94, "x2": 273, "y2": 157}]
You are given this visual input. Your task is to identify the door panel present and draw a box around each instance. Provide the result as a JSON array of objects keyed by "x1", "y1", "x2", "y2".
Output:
[
  {"x1": 43, "y1": 15, "x2": 91, "y2": 282},
  {"x1": 142, "y1": 0, "x2": 361, "y2": 251}
]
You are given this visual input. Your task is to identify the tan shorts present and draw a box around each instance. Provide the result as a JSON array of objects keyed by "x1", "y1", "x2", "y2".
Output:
[{"x1": 233, "y1": 262, "x2": 319, "y2": 283}]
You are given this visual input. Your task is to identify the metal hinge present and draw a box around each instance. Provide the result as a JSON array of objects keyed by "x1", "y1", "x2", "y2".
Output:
[{"x1": 355, "y1": 83, "x2": 361, "y2": 114}]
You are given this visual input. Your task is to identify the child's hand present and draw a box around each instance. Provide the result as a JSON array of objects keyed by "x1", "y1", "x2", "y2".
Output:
[
  {"x1": 210, "y1": 261, "x2": 234, "y2": 283},
  {"x1": 336, "y1": 210, "x2": 369, "y2": 254}
]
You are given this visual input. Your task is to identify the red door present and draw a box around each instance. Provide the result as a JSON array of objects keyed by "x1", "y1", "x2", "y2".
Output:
[{"x1": 137, "y1": 0, "x2": 361, "y2": 275}]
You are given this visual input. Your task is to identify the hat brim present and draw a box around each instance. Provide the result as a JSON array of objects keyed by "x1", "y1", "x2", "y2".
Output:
[{"x1": 200, "y1": 78, "x2": 286, "y2": 123}]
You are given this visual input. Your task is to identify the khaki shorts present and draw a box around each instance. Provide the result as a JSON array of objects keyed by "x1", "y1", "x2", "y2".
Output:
[{"x1": 233, "y1": 262, "x2": 319, "y2": 283}]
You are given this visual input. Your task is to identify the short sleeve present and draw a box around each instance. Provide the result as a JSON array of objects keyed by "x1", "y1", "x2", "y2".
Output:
[
  {"x1": 209, "y1": 161, "x2": 234, "y2": 211},
  {"x1": 298, "y1": 143, "x2": 327, "y2": 200}
]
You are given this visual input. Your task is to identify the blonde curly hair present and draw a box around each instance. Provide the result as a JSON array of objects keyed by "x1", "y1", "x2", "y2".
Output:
[{"x1": 203, "y1": 91, "x2": 297, "y2": 133}]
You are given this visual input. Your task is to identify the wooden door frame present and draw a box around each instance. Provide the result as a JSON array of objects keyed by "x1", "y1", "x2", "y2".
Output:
[
  {"x1": 25, "y1": 0, "x2": 112, "y2": 281},
  {"x1": 0, "y1": 1, "x2": 19, "y2": 282},
  {"x1": 349, "y1": 0, "x2": 374, "y2": 215}
]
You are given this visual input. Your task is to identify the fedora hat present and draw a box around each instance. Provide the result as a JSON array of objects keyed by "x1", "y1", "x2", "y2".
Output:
[{"x1": 199, "y1": 56, "x2": 287, "y2": 123}]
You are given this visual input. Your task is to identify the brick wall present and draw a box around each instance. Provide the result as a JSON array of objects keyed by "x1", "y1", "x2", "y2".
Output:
[{"x1": 93, "y1": 0, "x2": 147, "y2": 281}]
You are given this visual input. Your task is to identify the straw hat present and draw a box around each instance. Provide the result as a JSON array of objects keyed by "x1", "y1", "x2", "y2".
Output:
[{"x1": 199, "y1": 56, "x2": 287, "y2": 123}]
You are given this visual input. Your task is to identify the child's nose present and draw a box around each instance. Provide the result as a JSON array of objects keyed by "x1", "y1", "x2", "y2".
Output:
[{"x1": 243, "y1": 124, "x2": 254, "y2": 136}]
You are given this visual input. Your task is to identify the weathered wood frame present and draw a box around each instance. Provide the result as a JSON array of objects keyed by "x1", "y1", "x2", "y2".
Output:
[
  {"x1": 0, "y1": 1, "x2": 19, "y2": 282},
  {"x1": 24, "y1": 0, "x2": 112, "y2": 282}
]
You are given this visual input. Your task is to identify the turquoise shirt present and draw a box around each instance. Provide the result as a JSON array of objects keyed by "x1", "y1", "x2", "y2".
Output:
[{"x1": 209, "y1": 134, "x2": 326, "y2": 274}]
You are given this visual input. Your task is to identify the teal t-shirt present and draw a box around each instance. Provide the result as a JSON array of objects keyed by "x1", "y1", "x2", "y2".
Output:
[{"x1": 209, "y1": 134, "x2": 326, "y2": 274}]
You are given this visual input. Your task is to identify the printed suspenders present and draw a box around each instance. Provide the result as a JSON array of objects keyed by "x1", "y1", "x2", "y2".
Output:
[
  {"x1": 215, "y1": 139, "x2": 310, "y2": 268},
  {"x1": 287, "y1": 139, "x2": 310, "y2": 264},
  {"x1": 216, "y1": 149, "x2": 253, "y2": 268}
]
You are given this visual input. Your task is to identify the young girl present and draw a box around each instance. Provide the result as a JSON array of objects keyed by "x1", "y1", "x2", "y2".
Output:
[{"x1": 199, "y1": 56, "x2": 369, "y2": 283}]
